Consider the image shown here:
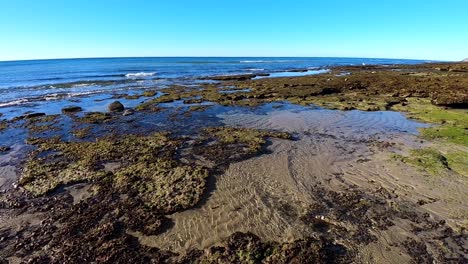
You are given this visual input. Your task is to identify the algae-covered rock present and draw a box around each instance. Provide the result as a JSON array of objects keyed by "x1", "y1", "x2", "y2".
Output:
[
  {"x1": 108, "y1": 101, "x2": 124, "y2": 112},
  {"x1": 0, "y1": 120, "x2": 7, "y2": 131},
  {"x1": 62, "y1": 106, "x2": 83, "y2": 113},
  {"x1": 71, "y1": 127, "x2": 92, "y2": 139},
  {"x1": 78, "y1": 112, "x2": 112, "y2": 124},
  {"x1": 188, "y1": 232, "x2": 349, "y2": 263},
  {"x1": 20, "y1": 132, "x2": 210, "y2": 214}
]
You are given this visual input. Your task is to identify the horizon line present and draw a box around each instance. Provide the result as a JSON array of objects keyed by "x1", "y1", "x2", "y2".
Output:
[{"x1": 0, "y1": 55, "x2": 449, "y2": 63}]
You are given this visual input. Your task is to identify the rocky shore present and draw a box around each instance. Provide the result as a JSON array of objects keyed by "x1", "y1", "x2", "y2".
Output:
[{"x1": 0, "y1": 62, "x2": 467, "y2": 263}]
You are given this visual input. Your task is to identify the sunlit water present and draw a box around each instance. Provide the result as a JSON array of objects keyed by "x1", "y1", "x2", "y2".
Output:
[{"x1": 0, "y1": 57, "x2": 427, "y2": 119}]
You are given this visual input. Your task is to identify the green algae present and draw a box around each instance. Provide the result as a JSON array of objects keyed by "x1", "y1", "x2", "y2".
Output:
[
  {"x1": 142, "y1": 90, "x2": 157, "y2": 97},
  {"x1": 445, "y1": 151, "x2": 468, "y2": 177},
  {"x1": 301, "y1": 95, "x2": 395, "y2": 111},
  {"x1": 114, "y1": 160, "x2": 208, "y2": 212},
  {"x1": 421, "y1": 126, "x2": 468, "y2": 146},
  {"x1": 188, "y1": 105, "x2": 211, "y2": 112},
  {"x1": 393, "y1": 148, "x2": 450, "y2": 175},
  {"x1": 204, "y1": 127, "x2": 292, "y2": 153},
  {"x1": 0, "y1": 120, "x2": 8, "y2": 131},
  {"x1": 390, "y1": 98, "x2": 467, "y2": 177},
  {"x1": 77, "y1": 112, "x2": 112, "y2": 124},
  {"x1": 21, "y1": 133, "x2": 177, "y2": 196},
  {"x1": 20, "y1": 127, "x2": 290, "y2": 212},
  {"x1": 23, "y1": 114, "x2": 60, "y2": 133},
  {"x1": 392, "y1": 98, "x2": 468, "y2": 127},
  {"x1": 71, "y1": 127, "x2": 92, "y2": 139}
]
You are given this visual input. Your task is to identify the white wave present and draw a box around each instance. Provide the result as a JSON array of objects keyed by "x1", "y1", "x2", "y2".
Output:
[
  {"x1": 125, "y1": 72, "x2": 156, "y2": 78},
  {"x1": 240, "y1": 60, "x2": 271, "y2": 63},
  {"x1": 0, "y1": 99, "x2": 30, "y2": 107},
  {"x1": 246, "y1": 68, "x2": 265, "y2": 71},
  {"x1": 45, "y1": 94, "x2": 61, "y2": 100}
]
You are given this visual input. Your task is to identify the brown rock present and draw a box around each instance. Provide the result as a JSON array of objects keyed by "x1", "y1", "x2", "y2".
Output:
[
  {"x1": 62, "y1": 106, "x2": 82, "y2": 113},
  {"x1": 108, "y1": 101, "x2": 125, "y2": 112}
]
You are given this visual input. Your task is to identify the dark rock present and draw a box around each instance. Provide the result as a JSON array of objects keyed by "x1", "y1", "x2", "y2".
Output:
[
  {"x1": 108, "y1": 101, "x2": 124, "y2": 112},
  {"x1": 431, "y1": 95, "x2": 468, "y2": 108},
  {"x1": 183, "y1": 99, "x2": 203, "y2": 104},
  {"x1": 286, "y1": 68, "x2": 308, "y2": 73},
  {"x1": 61, "y1": 106, "x2": 82, "y2": 113},
  {"x1": 201, "y1": 74, "x2": 256, "y2": 81},
  {"x1": 23, "y1": 113, "x2": 46, "y2": 119},
  {"x1": 256, "y1": 73, "x2": 270, "y2": 77},
  {"x1": 319, "y1": 87, "x2": 340, "y2": 95},
  {"x1": 0, "y1": 146, "x2": 11, "y2": 152}
]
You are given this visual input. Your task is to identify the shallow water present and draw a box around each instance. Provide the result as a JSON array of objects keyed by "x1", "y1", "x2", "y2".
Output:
[
  {"x1": 139, "y1": 102, "x2": 434, "y2": 255},
  {"x1": 0, "y1": 57, "x2": 426, "y2": 117}
]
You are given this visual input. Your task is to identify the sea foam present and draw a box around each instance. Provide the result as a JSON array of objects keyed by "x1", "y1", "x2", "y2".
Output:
[{"x1": 125, "y1": 72, "x2": 156, "y2": 78}]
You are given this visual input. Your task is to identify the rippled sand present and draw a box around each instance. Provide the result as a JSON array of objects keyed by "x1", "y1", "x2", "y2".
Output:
[{"x1": 133, "y1": 107, "x2": 467, "y2": 262}]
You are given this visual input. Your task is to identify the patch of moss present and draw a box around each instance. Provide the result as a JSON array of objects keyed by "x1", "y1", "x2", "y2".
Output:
[
  {"x1": 142, "y1": 90, "x2": 157, "y2": 97},
  {"x1": 72, "y1": 127, "x2": 92, "y2": 139},
  {"x1": 0, "y1": 120, "x2": 8, "y2": 131},
  {"x1": 394, "y1": 148, "x2": 450, "y2": 175},
  {"x1": 392, "y1": 99, "x2": 468, "y2": 175},
  {"x1": 77, "y1": 112, "x2": 112, "y2": 124},
  {"x1": 188, "y1": 105, "x2": 211, "y2": 112},
  {"x1": 303, "y1": 95, "x2": 394, "y2": 111},
  {"x1": 21, "y1": 133, "x2": 178, "y2": 196},
  {"x1": 114, "y1": 160, "x2": 208, "y2": 212},
  {"x1": 123, "y1": 94, "x2": 142, "y2": 100},
  {"x1": 204, "y1": 127, "x2": 291, "y2": 153},
  {"x1": 420, "y1": 126, "x2": 468, "y2": 146},
  {"x1": 393, "y1": 98, "x2": 468, "y2": 127},
  {"x1": 445, "y1": 151, "x2": 468, "y2": 177},
  {"x1": 23, "y1": 114, "x2": 60, "y2": 133}
]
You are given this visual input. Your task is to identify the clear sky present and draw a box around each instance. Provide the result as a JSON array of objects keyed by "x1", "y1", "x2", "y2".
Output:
[{"x1": 0, "y1": 0, "x2": 467, "y2": 61}]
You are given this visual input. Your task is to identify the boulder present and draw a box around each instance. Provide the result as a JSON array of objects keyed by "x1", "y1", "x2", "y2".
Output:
[
  {"x1": 22, "y1": 113, "x2": 46, "y2": 119},
  {"x1": 108, "y1": 101, "x2": 124, "y2": 112},
  {"x1": 62, "y1": 106, "x2": 82, "y2": 113},
  {"x1": 431, "y1": 94, "x2": 468, "y2": 108}
]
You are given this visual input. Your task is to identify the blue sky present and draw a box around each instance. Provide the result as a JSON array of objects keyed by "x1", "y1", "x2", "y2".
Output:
[{"x1": 0, "y1": 0, "x2": 467, "y2": 61}]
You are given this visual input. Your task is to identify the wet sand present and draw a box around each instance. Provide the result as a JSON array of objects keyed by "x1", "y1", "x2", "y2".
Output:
[{"x1": 134, "y1": 107, "x2": 468, "y2": 262}]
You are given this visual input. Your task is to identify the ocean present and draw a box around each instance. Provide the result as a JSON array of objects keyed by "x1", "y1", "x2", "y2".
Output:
[{"x1": 0, "y1": 57, "x2": 426, "y2": 118}]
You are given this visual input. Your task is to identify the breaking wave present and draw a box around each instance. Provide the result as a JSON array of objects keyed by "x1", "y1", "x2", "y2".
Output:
[{"x1": 125, "y1": 72, "x2": 156, "y2": 78}]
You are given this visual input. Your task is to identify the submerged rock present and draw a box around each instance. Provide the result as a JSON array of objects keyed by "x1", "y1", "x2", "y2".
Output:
[
  {"x1": 14, "y1": 112, "x2": 47, "y2": 120},
  {"x1": 0, "y1": 146, "x2": 11, "y2": 152},
  {"x1": 108, "y1": 101, "x2": 125, "y2": 112},
  {"x1": 62, "y1": 106, "x2": 83, "y2": 113},
  {"x1": 201, "y1": 74, "x2": 257, "y2": 81}
]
